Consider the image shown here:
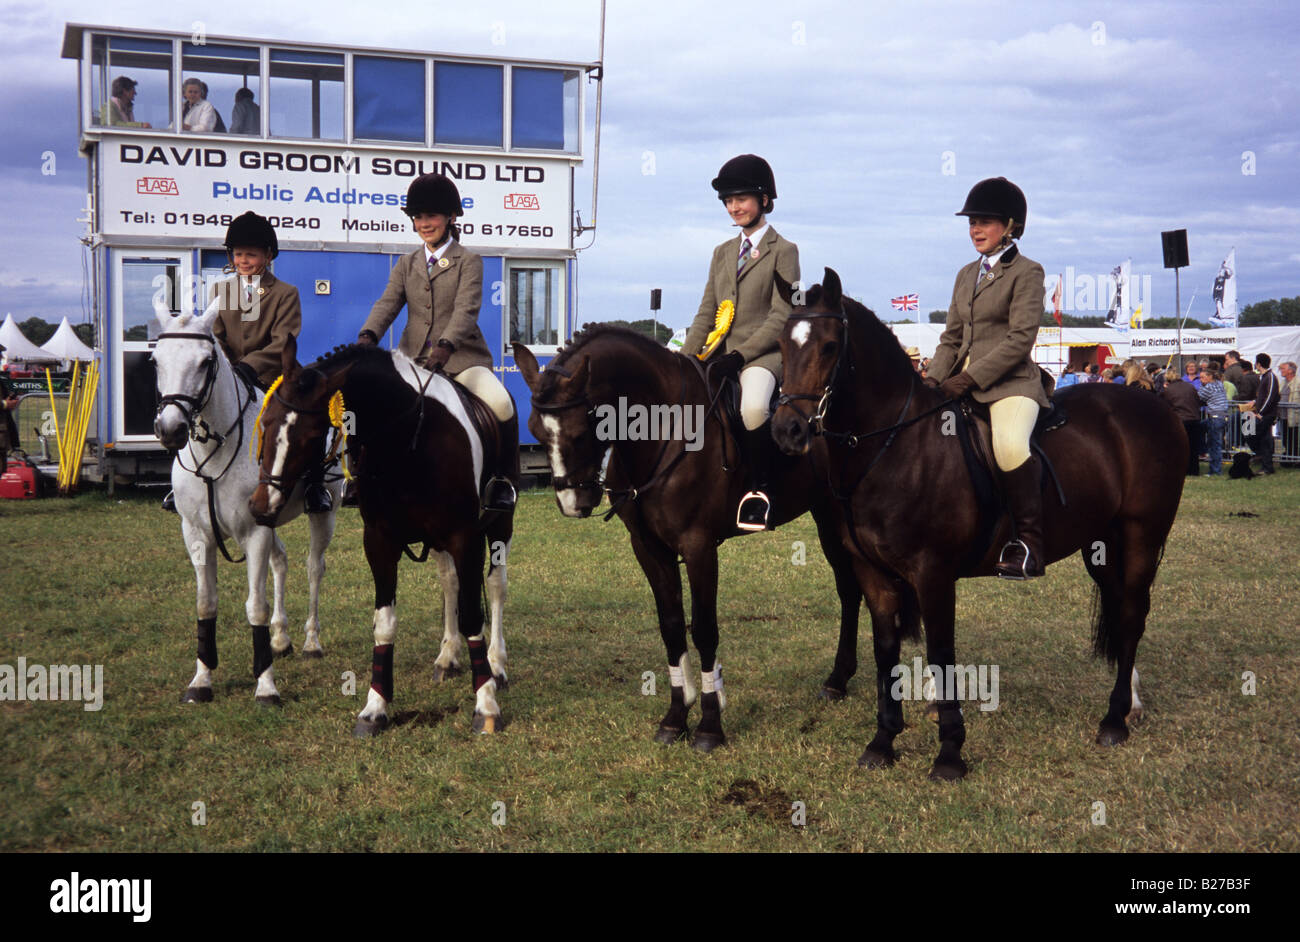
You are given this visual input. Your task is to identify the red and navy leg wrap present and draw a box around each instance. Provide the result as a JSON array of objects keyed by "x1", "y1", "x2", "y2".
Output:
[
  {"x1": 196, "y1": 617, "x2": 218, "y2": 670},
  {"x1": 468, "y1": 637, "x2": 491, "y2": 692},
  {"x1": 370, "y1": 643, "x2": 394, "y2": 702},
  {"x1": 252, "y1": 625, "x2": 273, "y2": 679}
]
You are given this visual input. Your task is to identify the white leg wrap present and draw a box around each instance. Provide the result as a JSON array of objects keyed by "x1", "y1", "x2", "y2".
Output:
[
  {"x1": 359, "y1": 685, "x2": 388, "y2": 721},
  {"x1": 677, "y1": 651, "x2": 697, "y2": 707},
  {"x1": 188, "y1": 660, "x2": 212, "y2": 690},
  {"x1": 700, "y1": 661, "x2": 725, "y2": 711}
]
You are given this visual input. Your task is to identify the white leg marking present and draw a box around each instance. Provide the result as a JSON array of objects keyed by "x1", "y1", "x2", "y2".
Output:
[
  {"x1": 187, "y1": 660, "x2": 212, "y2": 692},
  {"x1": 1129, "y1": 667, "x2": 1143, "y2": 720},
  {"x1": 474, "y1": 677, "x2": 501, "y2": 723},
  {"x1": 358, "y1": 686, "x2": 388, "y2": 722},
  {"x1": 269, "y1": 534, "x2": 291, "y2": 653},
  {"x1": 486, "y1": 539, "x2": 509, "y2": 681},
  {"x1": 791, "y1": 320, "x2": 812, "y2": 348},
  {"x1": 434, "y1": 552, "x2": 462, "y2": 669},
  {"x1": 373, "y1": 604, "x2": 397, "y2": 645}
]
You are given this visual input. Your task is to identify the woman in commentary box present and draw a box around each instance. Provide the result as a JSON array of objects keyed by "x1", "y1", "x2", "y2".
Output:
[
  {"x1": 356, "y1": 173, "x2": 518, "y2": 511},
  {"x1": 679, "y1": 154, "x2": 800, "y2": 532},
  {"x1": 925, "y1": 177, "x2": 1051, "y2": 580}
]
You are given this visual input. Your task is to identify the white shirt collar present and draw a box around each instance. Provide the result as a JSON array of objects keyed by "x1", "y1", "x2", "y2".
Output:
[
  {"x1": 980, "y1": 243, "x2": 1011, "y2": 267},
  {"x1": 424, "y1": 238, "x2": 454, "y2": 264},
  {"x1": 739, "y1": 223, "x2": 768, "y2": 253}
]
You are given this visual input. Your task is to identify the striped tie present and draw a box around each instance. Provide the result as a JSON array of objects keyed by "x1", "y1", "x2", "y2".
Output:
[
  {"x1": 980, "y1": 258, "x2": 993, "y2": 281},
  {"x1": 738, "y1": 238, "x2": 752, "y2": 273},
  {"x1": 427, "y1": 256, "x2": 435, "y2": 276}
]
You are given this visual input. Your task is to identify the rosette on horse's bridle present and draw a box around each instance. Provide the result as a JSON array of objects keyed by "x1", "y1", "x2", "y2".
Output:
[{"x1": 253, "y1": 376, "x2": 352, "y2": 485}]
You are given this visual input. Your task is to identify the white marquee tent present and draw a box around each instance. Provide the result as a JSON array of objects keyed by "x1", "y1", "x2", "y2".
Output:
[
  {"x1": 40, "y1": 316, "x2": 96, "y2": 365},
  {"x1": 0, "y1": 313, "x2": 61, "y2": 365}
]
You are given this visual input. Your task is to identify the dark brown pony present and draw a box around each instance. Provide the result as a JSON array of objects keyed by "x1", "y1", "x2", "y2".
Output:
[
  {"x1": 773, "y1": 269, "x2": 1185, "y2": 780},
  {"x1": 514, "y1": 328, "x2": 871, "y2": 752},
  {"x1": 249, "y1": 337, "x2": 515, "y2": 737}
]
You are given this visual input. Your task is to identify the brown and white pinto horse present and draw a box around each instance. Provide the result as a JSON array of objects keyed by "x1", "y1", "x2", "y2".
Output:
[
  {"x1": 250, "y1": 338, "x2": 515, "y2": 736},
  {"x1": 514, "y1": 327, "x2": 869, "y2": 752},
  {"x1": 773, "y1": 269, "x2": 1185, "y2": 780}
]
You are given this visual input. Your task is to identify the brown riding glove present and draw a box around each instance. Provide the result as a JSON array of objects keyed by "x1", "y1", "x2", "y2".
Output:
[
  {"x1": 938, "y1": 371, "x2": 978, "y2": 399},
  {"x1": 427, "y1": 339, "x2": 455, "y2": 371}
]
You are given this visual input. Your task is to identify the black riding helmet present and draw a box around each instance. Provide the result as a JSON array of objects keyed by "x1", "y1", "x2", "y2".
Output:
[
  {"x1": 711, "y1": 154, "x2": 777, "y2": 214},
  {"x1": 224, "y1": 211, "x2": 278, "y2": 259},
  {"x1": 955, "y1": 177, "x2": 1027, "y2": 239},
  {"x1": 404, "y1": 173, "x2": 464, "y2": 217}
]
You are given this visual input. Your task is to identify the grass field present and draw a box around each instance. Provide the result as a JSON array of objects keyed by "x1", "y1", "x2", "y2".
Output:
[{"x1": 1, "y1": 470, "x2": 1297, "y2": 852}]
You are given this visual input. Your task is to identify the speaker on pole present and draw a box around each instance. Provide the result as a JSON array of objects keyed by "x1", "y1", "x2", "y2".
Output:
[{"x1": 1161, "y1": 229, "x2": 1188, "y2": 269}]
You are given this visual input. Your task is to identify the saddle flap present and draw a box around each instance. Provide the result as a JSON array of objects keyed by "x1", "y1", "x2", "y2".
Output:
[{"x1": 450, "y1": 381, "x2": 501, "y2": 485}]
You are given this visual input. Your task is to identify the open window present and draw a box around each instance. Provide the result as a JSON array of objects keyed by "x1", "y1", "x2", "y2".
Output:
[
  {"x1": 269, "y1": 49, "x2": 344, "y2": 140},
  {"x1": 91, "y1": 35, "x2": 172, "y2": 130},
  {"x1": 181, "y1": 42, "x2": 259, "y2": 134}
]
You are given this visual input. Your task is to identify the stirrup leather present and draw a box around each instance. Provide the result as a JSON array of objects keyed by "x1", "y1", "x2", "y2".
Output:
[{"x1": 736, "y1": 490, "x2": 771, "y2": 532}]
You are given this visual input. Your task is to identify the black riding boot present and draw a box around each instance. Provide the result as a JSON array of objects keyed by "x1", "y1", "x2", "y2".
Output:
[
  {"x1": 161, "y1": 490, "x2": 177, "y2": 513},
  {"x1": 483, "y1": 413, "x2": 519, "y2": 512},
  {"x1": 995, "y1": 455, "x2": 1045, "y2": 580},
  {"x1": 736, "y1": 423, "x2": 775, "y2": 532},
  {"x1": 304, "y1": 462, "x2": 333, "y2": 514}
]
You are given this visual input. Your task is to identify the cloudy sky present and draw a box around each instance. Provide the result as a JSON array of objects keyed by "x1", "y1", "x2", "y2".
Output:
[{"x1": 2, "y1": 0, "x2": 1297, "y2": 333}]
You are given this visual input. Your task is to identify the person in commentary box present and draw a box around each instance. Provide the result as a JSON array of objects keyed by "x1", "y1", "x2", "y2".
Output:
[
  {"x1": 356, "y1": 173, "x2": 519, "y2": 511},
  {"x1": 162, "y1": 211, "x2": 333, "y2": 514}
]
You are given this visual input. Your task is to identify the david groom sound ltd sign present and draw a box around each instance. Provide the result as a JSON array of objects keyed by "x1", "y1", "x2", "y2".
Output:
[{"x1": 101, "y1": 137, "x2": 571, "y2": 250}]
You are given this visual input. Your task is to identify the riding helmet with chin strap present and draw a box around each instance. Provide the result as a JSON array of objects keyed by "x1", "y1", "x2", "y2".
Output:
[
  {"x1": 224, "y1": 211, "x2": 279, "y2": 259},
  {"x1": 711, "y1": 154, "x2": 777, "y2": 214},
  {"x1": 955, "y1": 177, "x2": 1027, "y2": 239},
  {"x1": 403, "y1": 173, "x2": 464, "y2": 218}
]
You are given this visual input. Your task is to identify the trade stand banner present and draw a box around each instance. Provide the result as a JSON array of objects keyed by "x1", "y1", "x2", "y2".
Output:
[{"x1": 100, "y1": 136, "x2": 573, "y2": 251}]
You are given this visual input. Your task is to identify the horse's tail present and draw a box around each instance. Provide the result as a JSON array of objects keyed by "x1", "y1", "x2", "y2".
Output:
[
  {"x1": 1090, "y1": 534, "x2": 1169, "y2": 663},
  {"x1": 899, "y1": 582, "x2": 922, "y2": 643}
]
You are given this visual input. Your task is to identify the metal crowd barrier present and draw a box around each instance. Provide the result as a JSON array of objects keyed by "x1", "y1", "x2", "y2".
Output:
[
  {"x1": 7, "y1": 391, "x2": 100, "y2": 465},
  {"x1": 1200, "y1": 400, "x2": 1299, "y2": 465}
]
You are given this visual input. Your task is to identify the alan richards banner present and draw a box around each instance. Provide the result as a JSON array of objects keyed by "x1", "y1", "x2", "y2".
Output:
[{"x1": 100, "y1": 137, "x2": 573, "y2": 250}]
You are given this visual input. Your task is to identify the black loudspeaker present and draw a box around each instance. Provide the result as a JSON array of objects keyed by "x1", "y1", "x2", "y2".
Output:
[
  {"x1": 650, "y1": 288, "x2": 662, "y2": 311},
  {"x1": 1161, "y1": 229, "x2": 1188, "y2": 269}
]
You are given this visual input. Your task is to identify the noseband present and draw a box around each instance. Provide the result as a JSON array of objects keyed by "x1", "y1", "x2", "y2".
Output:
[
  {"x1": 155, "y1": 331, "x2": 224, "y2": 443},
  {"x1": 529, "y1": 373, "x2": 605, "y2": 493}
]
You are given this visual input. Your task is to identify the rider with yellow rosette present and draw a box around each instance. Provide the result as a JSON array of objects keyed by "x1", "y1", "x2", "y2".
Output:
[{"x1": 680, "y1": 154, "x2": 800, "y2": 531}]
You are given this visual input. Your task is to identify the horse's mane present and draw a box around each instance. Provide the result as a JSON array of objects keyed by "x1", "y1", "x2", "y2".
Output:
[
  {"x1": 305, "y1": 342, "x2": 390, "y2": 376},
  {"x1": 551, "y1": 323, "x2": 671, "y2": 370}
]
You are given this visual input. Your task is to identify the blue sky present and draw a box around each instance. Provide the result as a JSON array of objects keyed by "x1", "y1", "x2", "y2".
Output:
[{"x1": 2, "y1": 0, "x2": 1297, "y2": 331}]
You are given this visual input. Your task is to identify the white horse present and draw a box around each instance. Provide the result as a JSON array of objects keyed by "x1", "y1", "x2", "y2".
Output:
[{"x1": 152, "y1": 296, "x2": 341, "y2": 705}]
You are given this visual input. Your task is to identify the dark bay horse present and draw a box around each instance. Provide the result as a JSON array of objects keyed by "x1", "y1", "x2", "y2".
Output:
[
  {"x1": 773, "y1": 269, "x2": 1185, "y2": 780},
  {"x1": 514, "y1": 328, "x2": 870, "y2": 752},
  {"x1": 249, "y1": 337, "x2": 515, "y2": 737}
]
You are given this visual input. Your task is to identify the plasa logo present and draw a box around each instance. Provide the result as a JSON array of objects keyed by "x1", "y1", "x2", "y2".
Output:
[
  {"x1": 137, "y1": 177, "x2": 179, "y2": 196},
  {"x1": 504, "y1": 193, "x2": 539, "y2": 210}
]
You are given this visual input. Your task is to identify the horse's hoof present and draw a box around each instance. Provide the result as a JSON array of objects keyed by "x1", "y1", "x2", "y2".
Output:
[
  {"x1": 255, "y1": 694, "x2": 282, "y2": 708},
  {"x1": 273, "y1": 643, "x2": 294, "y2": 660},
  {"x1": 653, "y1": 724, "x2": 689, "y2": 744},
  {"x1": 493, "y1": 673, "x2": 509, "y2": 691},
  {"x1": 858, "y1": 746, "x2": 896, "y2": 769},
  {"x1": 692, "y1": 730, "x2": 726, "y2": 753},
  {"x1": 923, "y1": 700, "x2": 940, "y2": 722},
  {"x1": 432, "y1": 664, "x2": 462, "y2": 684},
  {"x1": 180, "y1": 686, "x2": 213, "y2": 704},
  {"x1": 928, "y1": 757, "x2": 968, "y2": 782},
  {"x1": 819, "y1": 685, "x2": 847, "y2": 702},
  {"x1": 1096, "y1": 724, "x2": 1129, "y2": 747},
  {"x1": 1125, "y1": 706, "x2": 1144, "y2": 726},
  {"x1": 472, "y1": 712, "x2": 503, "y2": 734},
  {"x1": 299, "y1": 649, "x2": 325, "y2": 661},
  {"x1": 353, "y1": 715, "x2": 389, "y2": 738}
]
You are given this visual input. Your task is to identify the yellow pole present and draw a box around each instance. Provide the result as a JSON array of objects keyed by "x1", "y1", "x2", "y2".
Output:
[
  {"x1": 46, "y1": 367, "x2": 64, "y2": 484},
  {"x1": 61, "y1": 362, "x2": 81, "y2": 492},
  {"x1": 71, "y1": 360, "x2": 98, "y2": 490}
]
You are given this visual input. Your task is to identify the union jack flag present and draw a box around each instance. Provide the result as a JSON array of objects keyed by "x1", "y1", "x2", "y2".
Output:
[{"x1": 891, "y1": 294, "x2": 918, "y2": 311}]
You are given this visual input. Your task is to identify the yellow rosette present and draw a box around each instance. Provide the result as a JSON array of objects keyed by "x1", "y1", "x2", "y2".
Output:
[{"x1": 697, "y1": 299, "x2": 735, "y2": 360}]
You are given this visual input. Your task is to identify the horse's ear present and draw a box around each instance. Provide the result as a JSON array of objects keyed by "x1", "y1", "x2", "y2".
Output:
[
  {"x1": 513, "y1": 342, "x2": 542, "y2": 391},
  {"x1": 822, "y1": 268, "x2": 843, "y2": 308},
  {"x1": 281, "y1": 333, "x2": 300, "y2": 381},
  {"x1": 195, "y1": 293, "x2": 222, "y2": 332},
  {"x1": 569, "y1": 354, "x2": 590, "y2": 390},
  {"x1": 774, "y1": 272, "x2": 795, "y2": 307}
]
